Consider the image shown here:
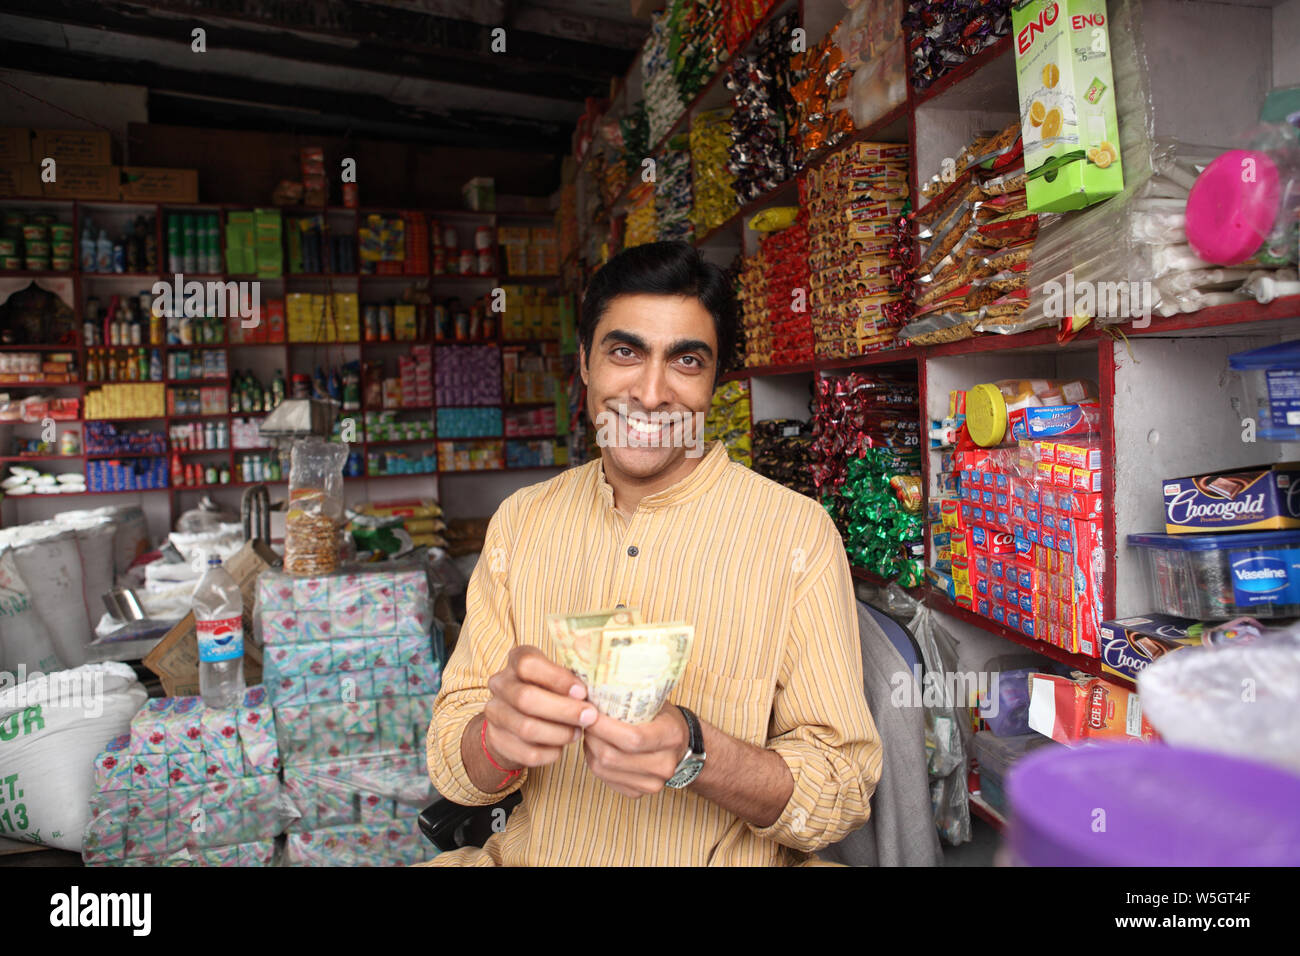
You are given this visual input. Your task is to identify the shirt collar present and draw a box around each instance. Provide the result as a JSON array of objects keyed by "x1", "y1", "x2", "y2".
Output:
[{"x1": 594, "y1": 440, "x2": 730, "y2": 512}]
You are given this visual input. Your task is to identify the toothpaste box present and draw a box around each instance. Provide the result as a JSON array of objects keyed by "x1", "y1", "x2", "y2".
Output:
[
  {"x1": 1162, "y1": 463, "x2": 1300, "y2": 534},
  {"x1": 1009, "y1": 403, "x2": 1101, "y2": 442},
  {"x1": 1013, "y1": 0, "x2": 1124, "y2": 212}
]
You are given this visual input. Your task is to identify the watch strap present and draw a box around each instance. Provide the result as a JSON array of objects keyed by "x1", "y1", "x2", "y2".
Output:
[{"x1": 676, "y1": 705, "x2": 704, "y2": 756}]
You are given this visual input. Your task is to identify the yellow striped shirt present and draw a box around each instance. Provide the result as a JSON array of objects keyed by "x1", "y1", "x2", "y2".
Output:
[{"x1": 424, "y1": 439, "x2": 882, "y2": 866}]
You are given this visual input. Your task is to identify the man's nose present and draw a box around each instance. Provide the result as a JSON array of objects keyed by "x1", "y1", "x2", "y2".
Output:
[{"x1": 632, "y1": 362, "x2": 671, "y2": 410}]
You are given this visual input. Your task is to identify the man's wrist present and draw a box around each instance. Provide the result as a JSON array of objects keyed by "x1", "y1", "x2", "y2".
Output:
[{"x1": 481, "y1": 712, "x2": 524, "y2": 773}]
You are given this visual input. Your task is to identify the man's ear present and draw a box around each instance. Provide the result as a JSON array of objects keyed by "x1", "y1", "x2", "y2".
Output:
[{"x1": 579, "y1": 343, "x2": 589, "y2": 386}]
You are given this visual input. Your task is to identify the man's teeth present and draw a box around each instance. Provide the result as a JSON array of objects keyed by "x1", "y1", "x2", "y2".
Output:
[{"x1": 626, "y1": 417, "x2": 661, "y2": 435}]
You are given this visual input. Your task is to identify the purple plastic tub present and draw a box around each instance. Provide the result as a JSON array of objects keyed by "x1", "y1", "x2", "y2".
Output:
[{"x1": 1006, "y1": 744, "x2": 1300, "y2": 866}]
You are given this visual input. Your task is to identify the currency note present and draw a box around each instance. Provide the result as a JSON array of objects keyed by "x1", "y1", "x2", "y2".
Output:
[{"x1": 546, "y1": 606, "x2": 641, "y2": 686}]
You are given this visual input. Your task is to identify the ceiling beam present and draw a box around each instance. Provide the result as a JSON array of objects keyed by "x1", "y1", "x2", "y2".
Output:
[
  {"x1": 0, "y1": 0, "x2": 634, "y2": 101},
  {"x1": 4, "y1": 41, "x2": 572, "y2": 152}
]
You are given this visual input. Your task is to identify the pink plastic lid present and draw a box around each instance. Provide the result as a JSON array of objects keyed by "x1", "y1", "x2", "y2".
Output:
[{"x1": 1185, "y1": 149, "x2": 1281, "y2": 265}]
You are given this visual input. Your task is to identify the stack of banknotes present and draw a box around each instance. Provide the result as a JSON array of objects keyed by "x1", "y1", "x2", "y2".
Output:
[{"x1": 546, "y1": 607, "x2": 693, "y2": 725}]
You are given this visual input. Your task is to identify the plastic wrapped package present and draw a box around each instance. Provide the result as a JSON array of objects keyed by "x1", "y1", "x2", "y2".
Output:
[
  {"x1": 256, "y1": 564, "x2": 443, "y2": 761},
  {"x1": 1138, "y1": 625, "x2": 1300, "y2": 775},
  {"x1": 285, "y1": 438, "x2": 348, "y2": 576},
  {"x1": 282, "y1": 747, "x2": 438, "y2": 865},
  {"x1": 81, "y1": 686, "x2": 294, "y2": 866}
]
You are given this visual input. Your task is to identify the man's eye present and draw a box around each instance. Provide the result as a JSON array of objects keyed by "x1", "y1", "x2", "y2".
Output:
[
  {"x1": 612, "y1": 346, "x2": 635, "y2": 358},
  {"x1": 678, "y1": 355, "x2": 701, "y2": 367}
]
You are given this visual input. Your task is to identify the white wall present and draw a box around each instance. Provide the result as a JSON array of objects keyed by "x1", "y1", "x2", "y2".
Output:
[{"x1": 1277, "y1": 0, "x2": 1300, "y2": 88}]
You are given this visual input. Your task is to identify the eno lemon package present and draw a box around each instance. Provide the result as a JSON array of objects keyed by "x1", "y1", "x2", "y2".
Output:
[{"x1": 1013, "y1": 0, "x2": 1124, "y2": 212}]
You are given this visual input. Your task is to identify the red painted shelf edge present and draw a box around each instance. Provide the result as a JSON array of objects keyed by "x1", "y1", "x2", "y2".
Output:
[
  {"x1": 967, "y1": 791, "x2": 1008, "y2": 833},
  {"x1": 925, "y1": 588, "x2": 1137, "y2": 687}
]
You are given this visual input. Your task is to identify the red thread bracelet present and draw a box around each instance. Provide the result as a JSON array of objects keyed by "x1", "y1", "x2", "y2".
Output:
[{"x1": 481, "y1": 717, "x2": 522, "y2": 789}]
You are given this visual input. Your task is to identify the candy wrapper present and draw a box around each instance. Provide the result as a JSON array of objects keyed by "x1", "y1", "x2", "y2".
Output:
[
  {"x1": 812, "y1": 372, "x2": 924, "y2": 583},
  {"x1": 904, "y1": 0, "x2": 1014, "y2": 94},
  {"x1": 690, "y1": 107, "x2": 739, "y2": 235},
  {"x1": 727, "y1": 9, "x2": 799, "y2": 202},
  {"x1": 655, "y1": 142, "x2": 694, "y2": 242},
  {"x1": 753, "y1": 419, "x2": 817, "y2": 499},
  {"x1": 703, "y1": 379, "x2": 753, "y2": 467}
]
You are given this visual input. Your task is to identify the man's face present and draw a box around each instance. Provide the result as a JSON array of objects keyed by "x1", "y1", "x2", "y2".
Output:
[{"x1": 580, "y1": 293, "x2": 717, "y2": 483}]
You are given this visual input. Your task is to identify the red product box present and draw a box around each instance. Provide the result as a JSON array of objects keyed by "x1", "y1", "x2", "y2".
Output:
[
  {"x1": 266, "y1": 300, "x2": 285, "y2": 342},
  {"x1": 1037, "y1": 441, "x2": 1056, "y2": 464},
  {"x1": 1072, "y1": 467, "x2": 1103, "y2": 493},
  {"x1": 1071, "y1": 491, "x2": 1104, "y2": 520},
  {"x1": 1054, "y1": 441, "x2": 1101, "y2": 470},
  {"x1": 985, "y1": 529, "x2": 1016, "y2": 555},
  {"x1": 1052, "y1": 462, "x2": 1074, "y2": 487}
]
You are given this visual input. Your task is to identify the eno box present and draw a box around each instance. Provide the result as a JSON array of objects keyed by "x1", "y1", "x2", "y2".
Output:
[{"x1": 1013, "y1": 0, "x2": 1124, "y2": 212}]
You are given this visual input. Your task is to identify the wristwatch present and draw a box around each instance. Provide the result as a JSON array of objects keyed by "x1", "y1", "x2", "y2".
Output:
[{"x1": 665, "y1": 705, "x2": 705, "y2": 790}]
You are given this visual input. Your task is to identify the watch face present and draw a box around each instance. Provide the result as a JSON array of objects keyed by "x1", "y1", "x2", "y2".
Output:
[{"x1": 667, "y1": 757, "x2": 704, "y2": 790}]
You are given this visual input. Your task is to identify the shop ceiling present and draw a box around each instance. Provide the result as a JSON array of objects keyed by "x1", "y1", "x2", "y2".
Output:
[{"x1": 0, "y1": 0, "x2": 649, "y2": 152}]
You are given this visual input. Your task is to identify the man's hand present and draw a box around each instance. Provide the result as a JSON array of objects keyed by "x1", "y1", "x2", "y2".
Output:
[
  {"x1": 582, "y1": 704, "x2": 690, "y2": 798},
  {"x1": 482, "y1": 645, "x2": 598, "y2": 771}
]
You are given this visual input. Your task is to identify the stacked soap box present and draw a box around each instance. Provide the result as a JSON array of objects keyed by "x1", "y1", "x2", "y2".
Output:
[
  {"x1": 81, "y1": 687, "x2": 282, "y2": 867},
  {"x1": 256, "y1": 565, "x2": 443, "y2": 866},
  {"x1": 282, "y1": 752, "x2": 437, "y2": 866}
]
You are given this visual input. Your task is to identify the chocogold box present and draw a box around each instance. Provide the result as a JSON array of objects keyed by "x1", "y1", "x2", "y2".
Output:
[{"x1": 1162, "y1": 462, "x2": 1300, "y2": 534}]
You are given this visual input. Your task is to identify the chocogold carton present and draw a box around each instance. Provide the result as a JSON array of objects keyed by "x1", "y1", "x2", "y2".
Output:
[
  {"x1": 1099, "y1": 613, "x2": 1263, "y2": 682},
  {"x1": 1012, "y1": 0, "x2": 1124, "y2": 212},
  {"x1": 1162, "y1": 462, "x2": 1300, "y2": 534}
]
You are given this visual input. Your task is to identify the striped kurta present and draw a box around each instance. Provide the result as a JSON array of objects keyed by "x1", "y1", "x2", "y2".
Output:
[{"x1": 423, "y1": 439, "x2": 882, "y2": 866}]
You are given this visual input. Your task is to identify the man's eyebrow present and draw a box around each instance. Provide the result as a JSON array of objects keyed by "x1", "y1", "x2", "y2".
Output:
[{"x1": 599, "y1": 329, "x2": 714, "y2": 360}]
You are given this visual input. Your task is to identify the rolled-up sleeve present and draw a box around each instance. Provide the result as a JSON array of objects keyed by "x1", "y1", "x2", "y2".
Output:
[
  {"x1": 427, "y1": 500, "x2": 529, "y2": 805},
  {"x1": 748, "y1": 508, "x2": 882, "y2": 853}
]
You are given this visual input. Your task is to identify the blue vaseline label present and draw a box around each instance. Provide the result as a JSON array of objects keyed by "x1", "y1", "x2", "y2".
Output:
[{"x1": 1229, "y1": 549, "x2": 1300, "y2": 605}]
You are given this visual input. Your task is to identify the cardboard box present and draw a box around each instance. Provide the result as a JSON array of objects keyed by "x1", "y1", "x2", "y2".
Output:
[
  {"x1": 33, "y1": 128, "x2": 113, "y2": 166},
  {"x1": 42, "y1": 165, "x2": 120, "y2": 201},
  {"x1": 143, "y1": 541, "x2": 276, "y2": 696},
  {"x1": 1098, "y1": 613, "x2": 1262, "y2": 683},
  {"x1": 119, "y1": 166, "x2": 199, "y2": 203},
  {"x1": 1027, "y1": 673, "x2": 1157, "y2": 745},
  {"x1": 0, "y1": 164, "x2": 42, "y2": 198},
  {"x1": 1013, "y1": 0, "x2": 1124, "y2": 212},
  {"x1": 1162, "y1": 462, "x2": 1300, "y2": 534},
  {"x1": 0, "y1": 128, "x2": 32, "y2": 164}
]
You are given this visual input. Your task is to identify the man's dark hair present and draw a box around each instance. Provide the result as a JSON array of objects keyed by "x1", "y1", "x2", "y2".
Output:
[{"x1": 580, "y1": 241, "x2": 736, "y2": 385}]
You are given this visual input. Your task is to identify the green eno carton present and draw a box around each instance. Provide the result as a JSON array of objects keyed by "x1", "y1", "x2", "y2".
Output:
[{"x1": 1013, "y1": 0, "x2": 1123, "y2": 212}]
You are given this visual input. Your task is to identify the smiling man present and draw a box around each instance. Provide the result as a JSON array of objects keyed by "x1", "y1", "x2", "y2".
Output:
[{"x1": 424, "y1": 241, "x2": 881, "y2": 866}]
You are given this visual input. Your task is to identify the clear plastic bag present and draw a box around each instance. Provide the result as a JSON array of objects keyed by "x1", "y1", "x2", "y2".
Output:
[
  {"x1": 905, "y1": 604, "x2": 973, "y2": 845},
  {"x1": 1138, "y1": 624, "x2": 1300, "y2": 775},
  {"x1": 285, "y1": 438, "x2": 348, "y2": 576}
]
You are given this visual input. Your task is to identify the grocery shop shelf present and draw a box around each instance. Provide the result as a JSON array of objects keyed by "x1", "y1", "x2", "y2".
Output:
[{"x1": 84, "y1": 450, "x2": 168, "y2": 460}]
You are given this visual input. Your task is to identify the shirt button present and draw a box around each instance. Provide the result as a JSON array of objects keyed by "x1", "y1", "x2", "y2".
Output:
[
  {"x1": 627, "y1": 545, "x2": 639, "y2": 557},
  {"x1": 615, "y1": 603, "x2": 625, "y2": 608}
]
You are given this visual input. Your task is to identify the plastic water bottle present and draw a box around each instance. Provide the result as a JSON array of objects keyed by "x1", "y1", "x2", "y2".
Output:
[{"x1": 192, "y1": 555, "x2": 245, "y2": 708}]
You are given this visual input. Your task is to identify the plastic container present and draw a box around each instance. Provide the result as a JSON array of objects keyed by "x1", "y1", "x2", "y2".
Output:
[
  {"x1": 971, "y1": 731, "x2": 1054, "y2": 817},
  {"x1": 1006, "y1": 744, "x2": 1300, "y2": 865},
  {"x1": 1228, "y1": 339, "x2": 1300, "y2": 442},
  {"x1": 1127, "y1": 529, "x2": 1300, "y2": 619},
  {"x1": 192, "y1": 554, "x2": 246, "y2": 709}
]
